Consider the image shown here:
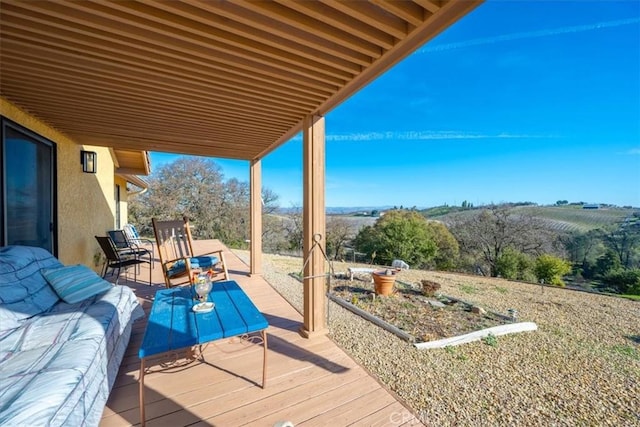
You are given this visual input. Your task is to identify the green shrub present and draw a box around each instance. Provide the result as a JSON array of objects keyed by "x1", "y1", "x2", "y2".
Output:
[
  {"x1": 595, "y1": 249, "x2": 622, "y2": 277},
  {"x1": 602, "y1": 269, "x2": 640, "y2": 295},
  {"x1": 426, "y1": 221, "x2": 460, "y2": 271},
  {"x1": 535, "y1": 254, "x2": 572, "y2": 287},
  {"x1": 520, "y1": 270, "x2": 538, "y2": 283},
  {"x1": 353, "y1": 210, "x2": 437, "y2": 267},
  {"x1": 494, "y1": 248, "x2": 519, "y2": 279},
  {"x1": 495, "y1": 248, "x2": 534, "y2": 281}
]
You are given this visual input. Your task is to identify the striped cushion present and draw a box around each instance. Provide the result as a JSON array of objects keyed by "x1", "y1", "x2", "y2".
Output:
[
  {"x1": 41, "y1": 265, "x2": 113, "y2": 304},
  {"x1": 167, "y1": 256, "x2": 219, "y2": 278}
]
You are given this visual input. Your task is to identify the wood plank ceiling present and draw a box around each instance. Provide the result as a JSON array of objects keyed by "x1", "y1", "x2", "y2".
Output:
[{"x1": 0, "y1": 0, "x2": 482, "y2": 161}]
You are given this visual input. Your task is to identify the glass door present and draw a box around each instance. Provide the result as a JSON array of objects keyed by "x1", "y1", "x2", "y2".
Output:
[{"x1": 1, "y1": 119, "x2": 56, "y2": 254}]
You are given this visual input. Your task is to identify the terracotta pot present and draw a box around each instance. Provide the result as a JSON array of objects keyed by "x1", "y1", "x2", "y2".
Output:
[{"x1": 372, "y1": 271, "x2": 396, "y2": 296}]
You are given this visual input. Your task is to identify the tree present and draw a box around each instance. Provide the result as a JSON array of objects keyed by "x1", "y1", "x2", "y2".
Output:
[
  {"x1": 129, "y1": 156, "x2": 279, "y2": 249},
  {"x1": 561, "y1": 229, "x2": 603, "y2": 272},
  {"x1": 326, "y1": 216, "x2": 355, "y2": 260},
  {"x1": 129, "y1": 157, "x2": 226, "y2": 237},
  {"x1": 602, "y1": 268, "x2": 640, "y2": 294},
  {"x1": 282, "y1": 205, "x2": 304, "y2": 252},
  {"x1": 425, "y1": 221, "x2": 459, "y2": 271},
  {"x1": 262, "y1": 214, "x2": 289, "y2": 253},
  {"x1": 353, "y1": 210, "x2": 437, "y2": 268},
  {"x1": 212, "y1": 177, "x2": 249, "y2": 246},
  {"x1": 595, "y1": 249, "x2": 622, "y2": 277},
  {"x1": 260, "y1": 188, "x2": 280, "y2": 215},
  {"x1": 449, "y1": 205, "x2": 556, "y2": 277},
  {"x1": 601, "y1": 221, "x2": 640, "y2": 269},
  {"x1": 535, "y1": 254, "x2": 571, "y2": 286}
]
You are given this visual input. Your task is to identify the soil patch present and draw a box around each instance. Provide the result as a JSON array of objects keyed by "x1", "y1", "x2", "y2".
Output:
[{"x1": 330, "y1": 277, "x2": 511, "y2": 343}]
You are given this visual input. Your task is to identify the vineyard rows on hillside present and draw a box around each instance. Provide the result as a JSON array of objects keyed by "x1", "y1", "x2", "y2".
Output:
[{"x1": 431, "y1": 205, "x2": 636, "y2": 233}]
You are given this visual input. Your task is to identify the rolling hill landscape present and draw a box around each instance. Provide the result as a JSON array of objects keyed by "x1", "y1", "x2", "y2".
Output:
[
  {"x1": 419, "y1": 203, "x2": 638, "y2": 232},
  {"x1": 324, "y1": 203, "x2": 638, "y2": 234}
]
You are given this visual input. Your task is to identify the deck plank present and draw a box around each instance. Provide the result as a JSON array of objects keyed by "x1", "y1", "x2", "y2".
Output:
[
  {"x1": 297, "y1": 388, "x2": 397, "y2": 425},
  {"x1": 100, "y1": 240, "x2": 423, "y2": 427}
]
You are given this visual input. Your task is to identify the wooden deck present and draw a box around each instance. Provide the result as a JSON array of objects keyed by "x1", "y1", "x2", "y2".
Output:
[{"x1": 100, "y1": 240, "x2": 423, "y2": 426}]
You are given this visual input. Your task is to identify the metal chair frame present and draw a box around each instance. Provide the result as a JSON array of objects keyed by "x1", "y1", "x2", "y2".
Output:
[
  {"x1": 123, "y1": 224, "x2": 155, "y2": 267},
  {"x1": 108, "y1": 229, "x2": 153, "y2": 270},
  {"x1": 95, "y1": 235, "x2": 151, "y2": 285}
]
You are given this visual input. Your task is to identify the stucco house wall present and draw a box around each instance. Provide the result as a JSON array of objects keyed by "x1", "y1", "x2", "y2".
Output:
[
  {"x1": 2, "y1": 98, "x2": 121, "y2": 269},
  {"x1": 115, "y1": 175, "x2": 129, "y2": 228}
]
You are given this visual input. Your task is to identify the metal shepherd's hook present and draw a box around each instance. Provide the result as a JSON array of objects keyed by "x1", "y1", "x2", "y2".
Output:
[{"x1": 300, "y1": 233, "x2": 335, "y2": 323}]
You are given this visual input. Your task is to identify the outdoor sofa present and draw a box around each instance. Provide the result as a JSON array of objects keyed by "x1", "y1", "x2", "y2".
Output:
[{"x1": 0, "y1": 245, "x2": 145, "y2": 426}]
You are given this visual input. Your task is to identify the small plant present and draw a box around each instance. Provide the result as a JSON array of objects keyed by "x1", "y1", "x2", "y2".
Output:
[
  {"x1": 494, "y1": 286, "x2": 508, "y2": 294},
  {"x1": 444, "y1": 345, "x2": 468, "y2": 362},
  {"x1": 444, "y1": 345, "x2": 468, "y2": 360},
  {"x1": 402, "y1": 301, "x2": 416, "y2": 310},
  {"x1": 482, "y1": 333, "x2": 498, "y2": 347},
  {"x1": 610, "y1": 345, "x2": 640, "y2": 361},
  {"x1": 93, "y1": 251, "x2": 104, "y2": 268},
  {"x1": 421, "y1": 279, "x2": 441, "y2": 297},
  {"x1": 460, "y1": 284, "x2": 478, "y2": 294}
]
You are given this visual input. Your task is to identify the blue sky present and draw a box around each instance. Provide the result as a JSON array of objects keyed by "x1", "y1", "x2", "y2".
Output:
[{"x1": 152, "y1": 0, "x2": 640, "y2": 209}]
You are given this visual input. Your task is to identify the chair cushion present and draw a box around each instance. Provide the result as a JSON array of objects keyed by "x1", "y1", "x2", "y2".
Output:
[
  {"x1": 167, "y1": 256, "x2": 219, "y2": 278},
  {"x1": 41, "y1": 265, "x2": 113, "y2": 304}
]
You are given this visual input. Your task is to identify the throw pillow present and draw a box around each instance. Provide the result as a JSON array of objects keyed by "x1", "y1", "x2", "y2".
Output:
[{"x1": 41, "y1": 264, "x2": 113, "y2": 304}]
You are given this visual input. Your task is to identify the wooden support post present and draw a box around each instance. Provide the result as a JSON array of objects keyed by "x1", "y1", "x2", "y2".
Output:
[
  {"x1": 250, "y1": 159, "x2": 262, "y2": 276},
  {"x1": 300, "y1": 115, "x2": 327, "y2": 338}
]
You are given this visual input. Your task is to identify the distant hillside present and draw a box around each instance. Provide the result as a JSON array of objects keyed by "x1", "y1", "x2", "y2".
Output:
[
  {"x1": 512, "y1": 205, "x2": 638, "y2": 232},
  {"x1": 425, "y1": 204, "x2": 638, "y2": 233},
  {"x1": 276, "y1": 206, "x2": 393, "y2": 215},
  {"x1": 275, "y1": 204, "x2": 638, "y2": 234}
]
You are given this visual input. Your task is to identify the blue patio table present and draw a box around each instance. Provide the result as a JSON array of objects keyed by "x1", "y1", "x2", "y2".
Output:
[{"x1": 138, "y1": 280, "x2": 269, "y2": 426}]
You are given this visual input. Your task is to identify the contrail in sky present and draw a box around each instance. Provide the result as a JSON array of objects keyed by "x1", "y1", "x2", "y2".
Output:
[
  {"x1": 419, "y1": 17, "x2": 640, "y2": 53},
  {"x1": 291, "y1": 131, "x2": 556, "y2": 142},
  {"x1": 326, "y1": 131, "x2": 554, "y2": 141}
]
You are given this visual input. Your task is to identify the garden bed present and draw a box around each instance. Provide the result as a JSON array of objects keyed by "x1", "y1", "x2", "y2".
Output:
[{"x1": 329, "y1": 277, "x2": 512, "y2": 343}]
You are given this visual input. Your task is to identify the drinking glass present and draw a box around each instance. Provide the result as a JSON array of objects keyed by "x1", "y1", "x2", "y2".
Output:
[{"x1": 194, "y1": 273, "x2": 212, "y2": 304}]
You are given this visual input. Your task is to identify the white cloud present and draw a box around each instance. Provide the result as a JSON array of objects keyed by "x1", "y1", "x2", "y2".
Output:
[{"x1": 419, "y1": 17, "x2": 640, "y2": 54}]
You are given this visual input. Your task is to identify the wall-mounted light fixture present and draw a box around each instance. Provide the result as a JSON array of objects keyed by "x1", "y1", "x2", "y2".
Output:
[{"x1": 81, "y1": 150, "x2": 97, "y2": 173}]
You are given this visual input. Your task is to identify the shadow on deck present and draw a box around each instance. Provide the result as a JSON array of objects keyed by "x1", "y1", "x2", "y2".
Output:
[{"x1": 100, "y1": 240, "x2": 423, "y2": 426}]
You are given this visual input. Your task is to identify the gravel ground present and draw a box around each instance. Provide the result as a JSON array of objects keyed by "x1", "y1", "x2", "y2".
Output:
[{"x1": 235, "y1": 251, "x2": 640, "y2": 426}]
